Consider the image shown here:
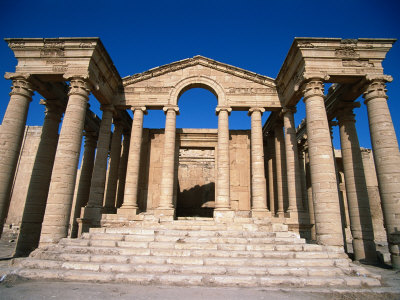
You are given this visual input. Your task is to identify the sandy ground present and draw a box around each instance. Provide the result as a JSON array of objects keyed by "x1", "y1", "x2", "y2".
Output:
[{"x1": 1, "y1": 238, "x2": 399, "y2": 300}]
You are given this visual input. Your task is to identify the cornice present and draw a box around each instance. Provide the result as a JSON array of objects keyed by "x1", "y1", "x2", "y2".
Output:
[{"x1": 122, "y1": 55, "x2": 276, "y2": 87}]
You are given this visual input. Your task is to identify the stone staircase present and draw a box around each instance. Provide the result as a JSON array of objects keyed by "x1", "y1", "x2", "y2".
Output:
[{"x1": 11, "y1": 217, "x2": 381, "y2": 288}]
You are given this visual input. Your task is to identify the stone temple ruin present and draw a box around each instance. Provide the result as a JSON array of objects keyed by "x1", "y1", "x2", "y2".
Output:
[{"x1": 0, "y1": 37, "x2": 399, "y2": 287}]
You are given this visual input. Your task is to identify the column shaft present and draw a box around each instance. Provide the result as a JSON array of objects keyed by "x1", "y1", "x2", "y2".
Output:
[
  {"x1": 215, "y1": 107, "x2": 231, "y2": 211},
  {"x1": 158, "y1": 107, "x2": 178, "y2": 210},
  {"x1": 15, "y1": 100, "x2": 63, "y2": 255},
  {"x1": 338, "y1": 108, "x2": 376, "y2": 262},
  {"x1": 39, "y1": 78, "x2": 90, "y2": 246},
  {"x1": 249, "y1": 108, "x2": 268, "y2": 212},
  {"x1": 116, "y1": 133, "x2": 130, "y2": 208},
  {"x1": 303, "y1": 79, "x2": 343, "y2": 247},
  {"x1": 305, "y1": 150, "x2": 316, "y2": 240},
  {"x1": 121, "y1": 108, "x2": 145, "y2": 212},
  {"x1": 82, "y1": 106, "x2": 114, "y2": 227},
  {"x1": 69, "y1": 132, "x2": 97, "y2": 238},
  {"x1": 364, "y1": 78, "x2": 400, "y2": 268},
  {"x1": 283, "y1": 108, "x2": 304, "y2": 212},
  {"x1": 267, "y1": 135, "x2": 275, "y2": 214},
  {"x1": 103, "y1": 121, "x2": 123, "y2": 212},
  {"x1": 274, "y1": 123, "x2": 287, "y2": 215},
  {"x1": 0, "y1": 76, "x2": 33, "y2": 236}
]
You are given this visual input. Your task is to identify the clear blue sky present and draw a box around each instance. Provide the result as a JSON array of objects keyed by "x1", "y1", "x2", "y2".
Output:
[{"x1": 0, "y1": 0, "x2": 399, "y2": 149}]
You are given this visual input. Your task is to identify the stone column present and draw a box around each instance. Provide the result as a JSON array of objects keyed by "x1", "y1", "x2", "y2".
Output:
[
  {"x1": 266, "y1": 134, "x2": 276, "y2": 214},
  {"x1": 302, "y1": 79, "x2": 343, "y2": 247},
  {"x1": 157, "y1": 106, "x2": 179, "y2": 218},
  {"x1": 15, "y1": 99, "x2": 63, "y2": 256},
  {"x1": 214, "y1": 106, "x2": 233, "y2": 218},
  {"x1": 282, "y1": 107, "x2": 304, "y2": 213},
  {"x1": 337, "y1": 106, "x2": 377, "y2": 262},
  {"x1": 274, "y1": 122, "x2": 287, "y2": 216},
  {"x1": 103, "y1": 120, "x2": 123, "y2": 213},
  {"x1": 305, "y1": 149, "x2": 316, "y2": 240},
  {"x1": 120, "y1": 107, "x2": 146, "y2": 216},
  {"x1": 360, "y1": 148, "x2": 386, "y2": 242},
  {"x1": 116, "y1": 131, "x2": 130, "y2": 208},
  {"x1": 363, "y1": 76, "x2": 400, "y2": 268},
  {"x1": 249, "y1": 107, "x2": 269, "y2": 216},
  {"x1": 69, "y1": 132, "x2": 97, "y2": 238},
  {"x1": 39, "y1": 77, "x2": 90, "y2": 246},
  {"x1": 81, "y1": 105, "x2": 115, "y2": 229},
  {"x1": 0, "y1": 74, "x2": 33, "y2": 237},
  {"x1": 298, "y1": 149, "x2": 308, "y2": 212}
]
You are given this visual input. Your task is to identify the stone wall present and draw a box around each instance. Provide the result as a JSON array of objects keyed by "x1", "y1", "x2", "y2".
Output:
[
  {"x1": 3, "y1": 126, "x2": 42, "y2": 235},
  {"x1": 140, "y1": 129, "x2": 251, "y2": 214}
]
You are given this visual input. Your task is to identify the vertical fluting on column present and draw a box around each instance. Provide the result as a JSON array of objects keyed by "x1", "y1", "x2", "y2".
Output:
[
  {"x1": 158, "y1": 106, "x2": 179, "y2": 210},
  {"x1": 305, "y1": 150, "x2": 316, "y2": 240},
  {"x1": 249, "y1": 107, "x2": 268, "y2": 214},
  {"x1": 215, "y1": 107, "x2": 232, "y2": 211},
  {"x1": 274, "y1": 122, "x2": 287, "y2": 216},
  {"x1": 103, "y1": 120, "x2": 123, "y2": 213},
  {"x1": 303, "y1": 79, "x2": 343, "y2": 247},
  {"x1": 0, "y1": 74, "x2": 33, "y2": 237},
  {"x1": 337, "y1": 106, "x2": 377, "y2": 262},
  {"x1": 15, "y1": 100, "x2": 63, "y2": 256},
  {"x1": 363, "y1": 76, "x2": 400, "y2": 268},
  {"x1": 69, "y1": 132, "x2": 97, "y2": 238},
  {"x1": 82, "y1": 105, "x2": 114, "y2": 228},
  {"x1": 116, "y1": 132, "x2": 130, "y2": 208},
  {"x1": 266, "y1": 134, "x2": 276, "y2": 215},
  {"x1": 40, "y1": 77, "x2": 90, "y2": 246},
  {"x1": 282, "y1": 107, "x2": 304, "y2": 213},
  {"x1": 298, "y1": 149, "x2": 308, "y2": 212},
  {"x1": 121, "y1": 107, "x2": 146, "y2": 213}
]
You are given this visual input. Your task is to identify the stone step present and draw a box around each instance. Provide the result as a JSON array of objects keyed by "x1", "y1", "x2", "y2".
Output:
[
  {"x1": 29, "y1": 250, "x2": 350, "y2": 268},
  {"x1": 15, "y1": 268, "x2": 381, "y2": 287},
  {"x1": 18, "y1": 258, "x2": 351, "y2": 277},
  {"x1": 87, "y1": 228, "x2": 295, "y2": 239},
  {"x1": 34, "y1": 246, "x2": 348, "y2": 261}
]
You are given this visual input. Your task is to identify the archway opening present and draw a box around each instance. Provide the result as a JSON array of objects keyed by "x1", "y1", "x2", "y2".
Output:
[{"x1": 176, "y1": 87, "x2": 217, "y2": 218}]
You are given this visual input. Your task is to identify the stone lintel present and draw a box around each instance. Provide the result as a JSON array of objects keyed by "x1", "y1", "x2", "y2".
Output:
[{"x1": 276, "y1": 37, "x2": 396, "y2": 107}]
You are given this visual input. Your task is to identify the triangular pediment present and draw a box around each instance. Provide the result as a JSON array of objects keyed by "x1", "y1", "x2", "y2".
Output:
[{"x1": 122, "y1": 55, "x2": 275, "y2": 87}]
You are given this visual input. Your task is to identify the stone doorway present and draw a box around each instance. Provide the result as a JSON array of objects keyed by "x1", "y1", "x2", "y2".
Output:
[{"x1": 176, "y1": 147, "x2": 215, "y2": 217}]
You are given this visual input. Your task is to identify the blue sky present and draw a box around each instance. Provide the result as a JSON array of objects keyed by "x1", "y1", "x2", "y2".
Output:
[{"x1": 0, "y1": 0, "x2": 399, "y2": 149}]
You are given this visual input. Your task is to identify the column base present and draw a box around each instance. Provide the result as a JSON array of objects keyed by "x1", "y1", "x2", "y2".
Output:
[
  {"x1": 391, "y1": 254, "x2": 400, "y2": 269},
  {"x1": 251, "y1": 209, "x2": 272, "y2": 219},
  {"x1": 154, "y1": 208, "x2": 175, "y2": 221},
  {"x1": 214, "y1": 209, "x2": 235, "y2": 222},
  {"x1": 78, "y1": 206, "x2": 103, "y2": 235},
  {"x1": 102, "y1": 207, "x2": 117, "y2": 214},
  {"x1": 116, "y1": 207, "x2": 139, "y2": 220}
]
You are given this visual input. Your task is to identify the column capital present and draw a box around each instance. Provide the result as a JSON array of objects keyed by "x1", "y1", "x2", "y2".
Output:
[
  {"x1": 248, "y1": 107, "x2": 265, "y2": 116},
  {"x1": 83, "y1": 131, "x2": 98, "y2": 148},
  {"x1": 216, "y1": 106, "x2": 232, "y2": 116},
  {"x1": 67, "y1": 77, "x2": 91, "y2": 100},
  {"x1": 363, "y1": 75, "x2": 392, "y2": 103},
  {"x1": 335, "y1": 102, "x2": 360, "y2": 123},
  {"x1": 5, "y1": 73, "x2": 34, "y2": 98},
  {"x1": 163, "y1": 105, "x2": 180, "y2": 115},
  {"x1": 39, "y1": 99, "x2": 64, "y2": 122},
  {"x1": 100, "y1": 104, "x2": 116, "y2": 114},
  {"x1": 282, "y1": 106, "x2": 297, "y2": 115},
  {"x1": 301, "y1": 79, "x2": 325, "y2": 102},
  {"x1": 131, "y1": 106, "x2": 148, "y2": 115}
]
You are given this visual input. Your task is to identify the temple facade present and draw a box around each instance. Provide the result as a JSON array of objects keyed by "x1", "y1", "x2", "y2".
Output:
[{"x1": 0, "y1": 37, "x2": 399, "y2": 277}]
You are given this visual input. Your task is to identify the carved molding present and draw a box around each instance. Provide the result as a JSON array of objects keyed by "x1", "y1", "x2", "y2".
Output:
[
  {"x1": 123, "y1": 56, "x2": 275, "y2": 87},
  {"x1": 215, "y1": 106, "x2": 232, "y2": 116},
  {"x1": 302, "y1": 80, "x2": 325, "y2": 102},
  {"x1": 68, "y1": 78, "x2": 91, "y2": 100}
]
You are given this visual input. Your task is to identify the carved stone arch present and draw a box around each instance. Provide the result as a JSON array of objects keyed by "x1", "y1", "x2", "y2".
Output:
[{"x1": 169, "y1": 76, "x2": 227, "y2": 107}]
